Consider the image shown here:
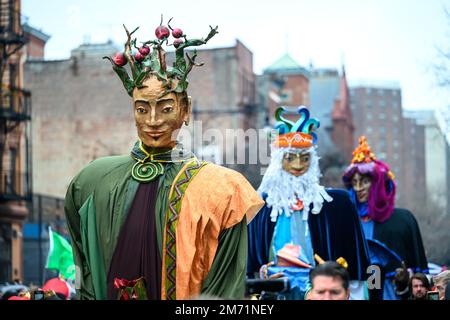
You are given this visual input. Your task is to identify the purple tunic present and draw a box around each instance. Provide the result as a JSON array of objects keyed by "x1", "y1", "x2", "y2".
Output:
[{"x1": 106, "y1": 180, "x2": 162, "y2": 300}]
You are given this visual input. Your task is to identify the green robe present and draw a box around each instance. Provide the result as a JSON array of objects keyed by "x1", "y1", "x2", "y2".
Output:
[{"x1": 64, "y1": 143, "x2": 249, "y2": 300}]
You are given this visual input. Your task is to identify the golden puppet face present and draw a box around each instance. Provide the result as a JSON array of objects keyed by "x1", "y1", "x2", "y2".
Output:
[
  {"x1": 282, "y1": 151, "x2": 311, "y2": 177},
  {"x1": 351, "y1": 173, "x2": 372, "y2": 203},
  {"x1": 133, "y1": 76, "x2": 191, "y2": 149}
]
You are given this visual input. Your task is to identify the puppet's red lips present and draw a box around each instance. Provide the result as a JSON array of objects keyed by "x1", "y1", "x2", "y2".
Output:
[
  {"x1": 357, "y1": 191, "x2": 367, "y2": 199},
  {"x1": 145, "y1": 131, "x2": 165, "y2": 138},
  {"x1": 289, "y1": 169, "x2": 306, "y2": 176}
]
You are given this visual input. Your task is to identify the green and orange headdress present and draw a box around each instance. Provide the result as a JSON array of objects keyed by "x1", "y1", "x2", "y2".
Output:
[
  {"x1": 103, "y1": 15, "x2": 218, "y2": 97},
  {"x1": 273, "y1": 106, "x2": 320, "y2": 149}
]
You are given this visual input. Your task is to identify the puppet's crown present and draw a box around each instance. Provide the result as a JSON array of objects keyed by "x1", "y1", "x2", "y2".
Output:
[
  {"x1": 273, "y1": 106, "x2": 320, "y2": 148},
  {"x1": 103, "y1": 15, "x2": 218, "y2": 97}
]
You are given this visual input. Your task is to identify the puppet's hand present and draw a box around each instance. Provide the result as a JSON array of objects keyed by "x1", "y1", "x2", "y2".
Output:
[{"x1": 259, "y1": 261, "x2": 285, "y2": 279}]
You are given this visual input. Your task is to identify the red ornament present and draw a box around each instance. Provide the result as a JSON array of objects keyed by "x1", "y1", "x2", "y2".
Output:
[
  {"x1": 113, "y1": 52, "x2": 127, "y2": 66},
  {"x1": 173, "y1": 39, "x2": 184, "y2": 48},
  {"x1": 155, "y1": 25, "x2": 170, "y2": 40},
  {"x1": 291, "y1": 199, "x2": 304, "y2": 211},
  {"x1": 172, "y1": 28, "x2": 183, "y2": 38},
  {"x1": 138, "y1": 46, "x2": 150, "y2": 56},
  {"x1": 134, "y1": 51, "x2": 144, "y2": 62}
]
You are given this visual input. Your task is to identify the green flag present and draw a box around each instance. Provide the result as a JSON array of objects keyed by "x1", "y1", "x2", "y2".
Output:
[{"x1": 46, "y1": 227, "x2": 76, "y2": 280}]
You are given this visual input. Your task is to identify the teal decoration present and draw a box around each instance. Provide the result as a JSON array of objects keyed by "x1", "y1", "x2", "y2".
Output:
[
  {"x1": 131, "y1": 162, "x2": 164, "y2": 182},
  {"x1": 274, "y1": 106, "x2": 321, "y2": 144}
]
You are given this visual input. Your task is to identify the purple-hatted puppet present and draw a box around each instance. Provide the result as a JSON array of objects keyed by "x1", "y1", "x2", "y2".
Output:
[{"x1": 342, "y1": 136, "x2": 428, "y2": 300}]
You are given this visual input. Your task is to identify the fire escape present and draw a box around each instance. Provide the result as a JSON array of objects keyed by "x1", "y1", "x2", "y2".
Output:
[
  {"x1": 0, "y1": 0, "x2": 32, "y2": 282},
  {"x1": 0, "y1": 0, "x2": 31, "y2": 202}
]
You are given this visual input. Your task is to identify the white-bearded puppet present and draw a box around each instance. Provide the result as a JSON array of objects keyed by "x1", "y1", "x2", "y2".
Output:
[{"x1": 247, "y1": 107, "x2": 370, "y2": 300}]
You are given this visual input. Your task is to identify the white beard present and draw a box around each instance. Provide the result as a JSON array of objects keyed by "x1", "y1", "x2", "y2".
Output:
[{"x1": 257, "y1": 146, "x2": 333, "y2": 222}]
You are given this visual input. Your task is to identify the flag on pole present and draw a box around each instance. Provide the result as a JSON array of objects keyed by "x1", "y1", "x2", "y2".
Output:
[{"x1": 46, "y1": 226, "x2": 76, "y2": 280}]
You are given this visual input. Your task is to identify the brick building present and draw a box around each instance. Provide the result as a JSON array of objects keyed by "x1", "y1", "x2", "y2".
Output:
[
  {"x1": 258, "y1": 52, "x2": 310, "y2": 125},
  {"x1": 349, "y1": 81, "x2": 419, "y2": 207},
  {"x1": 0, "y1": 0, "x2": 32, "y2": 282}
]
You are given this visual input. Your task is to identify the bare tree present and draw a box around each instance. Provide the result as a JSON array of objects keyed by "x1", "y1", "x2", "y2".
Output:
[{"x1": 434, "y1": 7, "x2": 450, "y2": 87}]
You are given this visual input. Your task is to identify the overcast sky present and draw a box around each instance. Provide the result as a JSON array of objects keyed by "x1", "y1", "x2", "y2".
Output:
[{"x1": 23, "y1": 0, "x2": 450, "y2": 111}]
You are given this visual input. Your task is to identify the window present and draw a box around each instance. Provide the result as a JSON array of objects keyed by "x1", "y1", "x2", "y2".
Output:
[
  {"x1": 393, "y1": 115, "x2": 399, "y2": 122},
  {"x1": 7, "y1": 148, "x2": 17, "y2": 194},
  {"x1": 379, "y1": 113, "x2": 386, "y2": 119},
  {"x1": 392, "y1": 90, "x2": 398, "y2": 96},
  {"x1": 367, "y1": 113, "x2": 373, "y2": 120},
  {"x1": 281, "y1": 90, "x2": 292, "y2": 103},
  {"x1": 393, "y1": 140, "x2": 400, "y2": 147},
  {"x1": 379, "y1": 100, "x2": 385, "y2": 107},
  {"x1": 392, "y1": 101, "x2": 399, "y2": 108},
  {"x1": 366, "y1": 88, "x2": 372, "y2": 94},
  {"x1": 378, "y1": 89, "x2": 384, "y2": 96},
  {"x1": 367, "y1": 100, "x2": 373, "y2": 108},
  {"x1": 393, "y1": 153, "x2": 399, "y2": 160},
  {"x1": 367, "y1": 126, "x2": 373, "y2": 133}
]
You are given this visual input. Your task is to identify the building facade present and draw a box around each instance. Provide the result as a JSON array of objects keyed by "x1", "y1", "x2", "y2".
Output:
[
  {"x1": 349, "y1": 81, "x2": 406, "y2": 202},
  {"x1": 0, "y1": 0, "x2": 32, "y2": 283}
]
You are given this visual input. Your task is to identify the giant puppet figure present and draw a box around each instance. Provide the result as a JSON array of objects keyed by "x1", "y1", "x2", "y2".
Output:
[
  {"x1": 342, "y1": 136, "x2": 428, "y2": 299},
  {"x1": 64, "y1": 18, "x2": 264, "y2": 300},
  {"x1": 247, "y1": 106, "x2": 370, "y2": 300}
]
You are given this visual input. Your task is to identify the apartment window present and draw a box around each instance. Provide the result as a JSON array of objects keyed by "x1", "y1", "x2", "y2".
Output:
[
  {"x1": 393, "y1": 153, "x2": 399, "y2": 160},
  {"x1": 7, "y1": 148, "x2": 17, "y2": 194},
  {"x1": 392, "y1": 90, "x2": 398, "y2": 96},
  {"x1": 9, "y1": 63, "x2": 18, "y2": 88},
  {"x1": 367, "y1": 126, "x2": 373, "y2": 133},
  {"x1": 366, "y1": 88, "x2": 372, "y2": 94},
  {"x1": 379, "y1": 113, "x2": 386, "y2": 120},
  {"x1": 281, "y1": 90, "x2": 292, "y2": 103},
  {"x1": 379, "y1": 100, "x2": 385, "y2": 107},
  {"x1": 379, "y1": 139, "x2": 386, "y2": 151},
  {"x1": 378, "y1": 89, "x2": 384, "y2": 96},
  {"x1": 380, "y1": 126, "x2": 385, "y2": 133},
  {"x1": 367, "y1": 113, "x2": 373, "y2": 120},
  {"x1": 393, "y1": 115, "x2": 399, "y2": 122},
  {"x1": 379, "y1": 152, "x2": 387, "y2": 160},
  {"x1": 350, "y1": 103, "x2": 356, "y2": 110},
  {"x1": 393, "y1": 140, "x2": 400, "y2": 147},
  {"x1": 350, "y1": 90, "x2": 355, "y2": 97},
  {"x1": 367, "y1": 100, "x2": 373, "y2": 108},
  {"x1": 392, "y1": 101, "x2": 399, "y2": 108}
]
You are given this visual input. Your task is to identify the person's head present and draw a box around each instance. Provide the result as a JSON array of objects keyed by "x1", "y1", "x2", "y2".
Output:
[
  {"x1": 433, "y1": 270, "x2": 450, "y2": 300},
  {"x1": 309, "y1": 261, "x2": 350, "y2": 300},
  {"x1": 445, "y1": 282, "x2": 450, "y2": 300},
  {"x1": 258, "y1": 106, "x2": 332, "y2": 221},
  {"x1": 409, "y1": 273, "x2": 430, "y2": 300},
  {"x1": 133, "y1": 76, "x2": 191, "y2": 148},
  {"x1": 342, "y1": 136, "x2": 396, "y2": 223}
]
